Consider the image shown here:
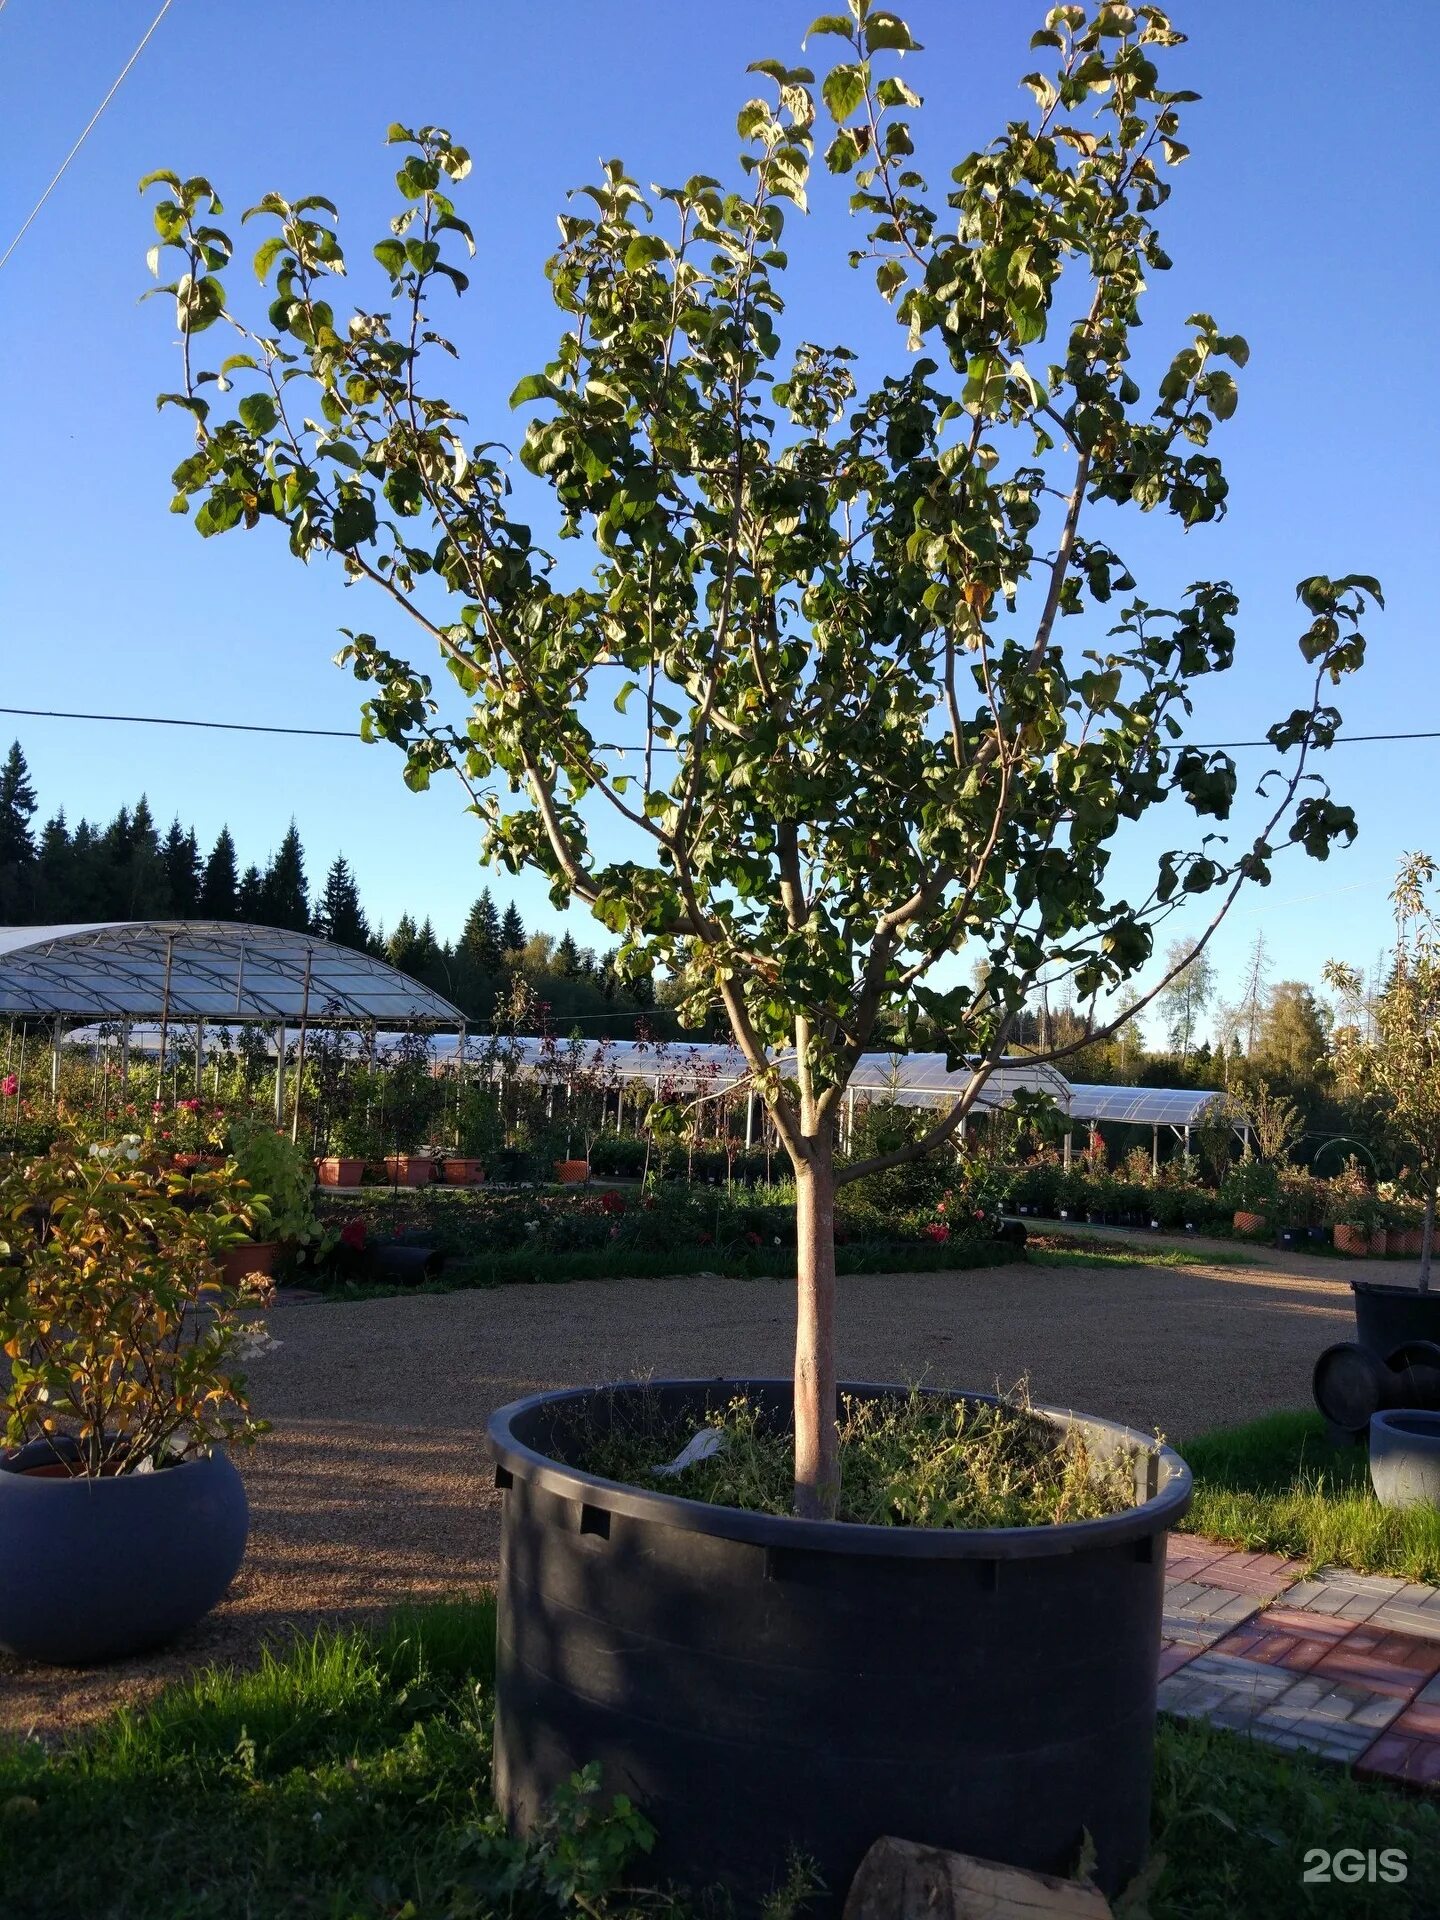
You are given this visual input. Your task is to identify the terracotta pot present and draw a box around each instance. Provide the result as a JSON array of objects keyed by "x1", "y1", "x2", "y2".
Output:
[
  {"x1": 171, "y1": 1152, "x2": 204, "y2": 1173},
  {"x1": 1370, "y1": 1229, "x2": 1390, "y2": 1258},
  {"x1": 316, "y1": 1157, "x2": 364, "y2": 1188},
  {"x1": 1333, "y1": 1223, "x2": 1373, "y2": 1257},
  {"x1": 1394, "y1": 1228, "x2": 1424, "y2": 1258},
  {"x1": 439, "y1": 1158, "x2": 485, "y2": 1186},
  {"x1": 219, "y1": 1240, "x2": 280, "y2": 1285},
  {"x1": 384, "y1": 1155, "x2": 435, "y2": 1188},
  {"x1": 1232, "y1": 1210, "x2": 1268, "y2": 1235},
  {"x1": 553, "y1": 1159, "x2": 590, "y2": 1185}
]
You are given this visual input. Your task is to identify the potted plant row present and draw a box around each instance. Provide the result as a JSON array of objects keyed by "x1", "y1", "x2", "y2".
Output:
[{"x1": 0, "y1": 1143, "x2": 271, "y2": 1664}]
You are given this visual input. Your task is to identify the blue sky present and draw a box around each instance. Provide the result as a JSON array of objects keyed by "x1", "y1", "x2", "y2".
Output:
[{"x1": 0, "y1": 0, "x2": 1433, "y2": 1038}]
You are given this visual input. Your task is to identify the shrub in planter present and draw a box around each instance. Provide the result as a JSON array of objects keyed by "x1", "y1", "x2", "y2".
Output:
[
  {"x1": 228, "y1": 1115, "x2": 325, "y2": 1265},
  {"x1": 0, "y1": 1145, "x2": 269, "y2": 1663}
]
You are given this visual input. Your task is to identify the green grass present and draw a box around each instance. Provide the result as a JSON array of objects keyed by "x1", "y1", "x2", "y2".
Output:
[
  {"x1": 1027, "y1": 1235, "x2": 1252, "y2": 1271},
  {"x1": 1147, "y1": 1717, "x2": 1440, "y2": 1919},
  {"x1": 3, "y1": 1596, "x2": 1438, "y2": 1919},
  {"x1": 313, "y1": 1236, "x2": 1022, "y2": 1301},
  {"x1": 1181, "y1": 1408, "x2": 1440, "y2": 1581}
]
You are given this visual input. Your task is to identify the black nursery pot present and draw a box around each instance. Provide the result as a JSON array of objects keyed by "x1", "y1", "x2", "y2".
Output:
[
  {"x1": 487, "y1": 1379, "x2": 1192, "y2": 1909},
  {"x1": 1352, "y1": 1279, "x2": 1440, "y2": 1359}
]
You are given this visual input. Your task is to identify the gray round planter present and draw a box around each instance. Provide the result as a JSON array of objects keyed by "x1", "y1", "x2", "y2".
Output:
[
  {"x1": 0, "y1": 1441, "x2": 248, "y2": 1664},
  {"x1": 1369, "y1": 1409, "x2": 1440, "y2": 1511}
]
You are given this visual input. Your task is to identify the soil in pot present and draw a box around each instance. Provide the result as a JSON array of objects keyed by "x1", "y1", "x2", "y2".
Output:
[{"x1": 488, "y1": 1378, "x2": 1190, "y2": 1908}]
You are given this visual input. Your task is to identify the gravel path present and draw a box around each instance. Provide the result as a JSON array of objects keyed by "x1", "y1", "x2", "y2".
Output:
[{"x1": 1, "y1": 1238, "x2": 1365, "y2": 1740}]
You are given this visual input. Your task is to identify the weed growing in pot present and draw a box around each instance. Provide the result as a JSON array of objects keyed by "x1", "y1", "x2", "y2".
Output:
[{"x1": 565, "y1": 1387, "x2": 1141, "y2": 1529}]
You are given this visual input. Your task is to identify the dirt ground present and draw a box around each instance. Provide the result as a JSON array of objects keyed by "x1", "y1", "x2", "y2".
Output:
[{"x1": 1, "y1": 1230, "x2": 1374, "y2": 1740}]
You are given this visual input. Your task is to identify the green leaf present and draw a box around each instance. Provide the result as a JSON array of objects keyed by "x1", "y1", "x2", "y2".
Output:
[
  {"x1": 252, "y1": 235, "x2": 286, "y2": 283},
  {"x1": 373, "y1": 239, "x2": 406, "y2": 277},
  {"x1": 865, "y1": 11, "x2": 920, "y2": 52},
  {"x1": 509, "y1": 373, "x2": 556, "y2": 409},
  {"x1": 822, "y1": 63, "x2": 867, "y2": 124},
  {"x1": 238, "y1": 393, "x2": 278, "y2": 436},
  {"x1": 331, "y1": 494, "x2": 377, "y2": 549},
  {"x1": 805, "y1": 14, "x2": 854, "y2": 39}
]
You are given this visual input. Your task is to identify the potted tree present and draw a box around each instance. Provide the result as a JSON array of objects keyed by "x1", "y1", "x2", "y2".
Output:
[
  {"x1": 1327, "y1": 858, "x2": 1440, "y2": 1349},
  {"x1": 1222, "y1": 1156, "x2": 1278, "y2": 1236},
  {"x1": 0, "y1": 1143, "x2": 269, "y2": 1664},
  {"x1": 146, "y1": 3, "x2": 1376, "y2": 1900}
]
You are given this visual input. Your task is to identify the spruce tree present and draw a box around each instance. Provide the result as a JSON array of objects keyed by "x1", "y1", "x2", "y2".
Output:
[
  {"x1": 125, "y1": 797, "x2": 169, "y2": 917},
  {"x1": 387, "y1": 912, "x2": 422, "y2": 975},
  {"x1": 315, "y1": 854, "x2": 370, "y2": 949},
  {"x1": 500, "y1": 901, "x2": 525, "y2": 952},
  {"x1": 0, "y1": 742, "x2": 38, "y2": 921},
  {"x1": 162, "y1": 817, "x2": 202, "y2": 916},
  {"x1": 460, "y1": 888, "x2": 503, "y2": 971},
  {"x1": 555, "y1": 931, "x2": 582, "y2": 979},
  {"x1": 34, "y1": 811, "x2": 71, "y2": 922},
  {"x1": 237, "y1": 863, "x2": 266, "y2": 921},
  {"x1": 200, "y1": 827, "x2": 240, "y2": 919},
  {"x1": 262, "y1": 821, "x2": 310, "y2": 932}
]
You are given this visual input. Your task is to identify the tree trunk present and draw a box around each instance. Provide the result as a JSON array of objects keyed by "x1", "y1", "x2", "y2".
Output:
[
  {"x1": 794, "y1": 1136, "x2": 839, "y2": 1520},
  {"x1": 1422, "y1": 1178, "x2": 1437, "y2": 1295}
]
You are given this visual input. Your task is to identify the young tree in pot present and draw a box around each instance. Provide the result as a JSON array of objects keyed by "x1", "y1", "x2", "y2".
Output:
[
  {"x1": 1326, "y1": 856, "x2": 1440, "y2": 1292},
  {"x1": 145, "y1": 4, "x2": 1373, "y2": 1521}
]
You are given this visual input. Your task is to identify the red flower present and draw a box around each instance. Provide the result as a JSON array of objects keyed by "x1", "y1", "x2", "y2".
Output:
[
  {"x1": 599, "y1": 1190, "x2": 627, "y2": 1215},
  {"x1": 697, "y1": 1231, "x2": 713, "y2": 1245},
  {"x1": 339, "y1": 1219, "x2": 367, "y2": 1250},
  {"x1": 0, "y1": 1075, "x2": 15, "y2": 1098},
  {"x1": 923, "y1": 1222, "x2": 950, "y2": 1243},
  {"x1": 744, "y1": 1230, "x2": 762, "y2": 1246}
]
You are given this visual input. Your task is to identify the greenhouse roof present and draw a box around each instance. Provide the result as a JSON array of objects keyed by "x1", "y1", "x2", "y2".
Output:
[
  {"x1": 429, "y1": 1037, "x2": 1072, "y2": 1111},
  {"x1": 0, "y1": 922, "x2": 465, "y2": 1028},
  {"x1": 1065, "y1": 1083, "x2": 1223, "y2": 1126}
]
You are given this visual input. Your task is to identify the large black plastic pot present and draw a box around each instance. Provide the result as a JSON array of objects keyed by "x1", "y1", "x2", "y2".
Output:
[
  {"x1": 1352, "y1": 1279, "x2": 1440, "y2": 1358},
  {"x1": 0, "y1": 1441, "x2": 248, "y2": 1664},
  {"x1": 487, "y1": 1379, "x2": 1191, "y2": 1909}
]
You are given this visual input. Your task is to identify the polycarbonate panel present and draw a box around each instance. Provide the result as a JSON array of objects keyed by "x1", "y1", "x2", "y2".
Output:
[{"x1": 0, "y1": 922, "x2": 464, "y2": 1026}]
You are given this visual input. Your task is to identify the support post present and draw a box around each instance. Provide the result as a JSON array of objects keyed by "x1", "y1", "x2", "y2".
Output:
[
  {"x1": 1063, "y1": 1129, "x2": 1073, "y2": 1171},
  {"x1": 119, "y1": 1018, "x2": 131, "y2": 1098},
  {"x1": 289, "y1": 950, "x2": 315, "y2": 1145},
  {"x1": 1151, "y1": 1123, "x2": 1159, "y2": 1176},
  {"x1": 50, "y1": 1017, "x2": 63, "y2": 1097},
  {"x1": 746, "y1": 1090, "x2": 756, "y2": 1150},
  {"x1": 274, "y1": 1022, "x2": 287, "y2": 1127},
  {"x1": 194, "y1": 1020, "x2": 205, "y2": 1097},
  {"x1": 156, "y1": 934, "x2": 176, "y2": 1097}
]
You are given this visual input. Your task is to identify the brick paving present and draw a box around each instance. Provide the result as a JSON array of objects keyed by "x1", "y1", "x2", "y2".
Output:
[{"x1": 1160, "y1": 1539, "x2": 1440, "y2": 1787}]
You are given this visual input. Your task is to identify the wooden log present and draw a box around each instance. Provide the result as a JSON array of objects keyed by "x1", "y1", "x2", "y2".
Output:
[{"x1": 843, "y1": 1836, "x2": 1114, "y2": 1920}]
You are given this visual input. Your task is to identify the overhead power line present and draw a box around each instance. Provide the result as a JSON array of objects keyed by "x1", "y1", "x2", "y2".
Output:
[
  {"x1": 0, "y1": 0, "x2": 174, "y2": 272},
  {"x1": 0, "y1": 704, "x2": 1435, "y2": 754}
]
